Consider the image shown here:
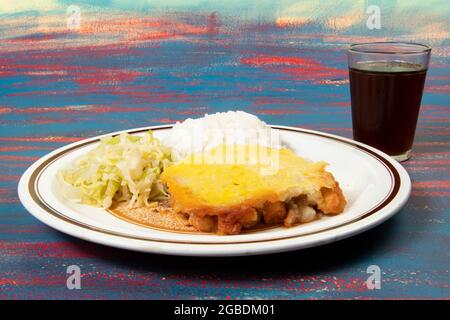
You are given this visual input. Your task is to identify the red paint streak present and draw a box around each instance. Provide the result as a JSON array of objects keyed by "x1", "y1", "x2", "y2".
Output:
[
  {"x1": 133, "y1": 31, "x2": 177, "y2": 41},
  {"x1": 253, "y1": 109, "x2": 306, "y2": 115},
  {"x1": 84, "y1": 92, "x2": 192, "y2": 104},
  {"x1": 0, "y1": 163, "x2": 30, "y2": 168},
  {"x1": 428, "y1": 75, "x2": 450, "y2": 81},
  {"x1": 6, "y1": 90, "x2": 193, "y2": 104},
  {"x1": 79, "y1": 273, "x2": 159, "y2": 288},
  {"x1": 417, "y1": 126, "x2": 450, "y2": 130},
  {"x1": 130, "y1": 23, "x2": 210, "y2": 42},
  {"x1": 0, "y1": 275, "x2": 66, "y2": 287},
  {"x1": 418, "y1": 119, "x2": 450, "y2": 124},
  {"x1": 412, "y1": 151, "x2": 450, "y2": 156},
  {"x1": 0, "y1": 175, "x2": 20, "y2": 181},
  {"x1": 1, "y1": 105, "x2": 144, "y2": 114},
  {"x1": 421, "y1": 105, "x2": 450, "y2": 112},
  {"x1": 416, "y1": 128, "x2": 450, "y2": 134},
  {"x1": 7, "y1": 32, "x2": 68, "y2": 43},
  {"x1": 413, "y1": 181, "x2": 450, "y2": 189},
  {"x1": 1, "y1": 106, "x2": 84, "y2": 114},
  {"x1": 411, "y1": 191, "x2": 450, "y2": 197},
  {"x1": 414, "y1": 142, "x2": 450, "y2": 146},
  {"x1": 80, "y1": 17, "x2": 169, "y2": 35},
  {"x1": 425, "y1": 85, "x2": 450, "y2": 94},
  {"x1": 242, "y1": 55, "x2": 319, "y2": 67},
  {"x1": 252, "y1": 96, "x2": 305, "y2": 106},
  {"x1": 1, "y1": 104, "x2": 204, "y2": 116},
  {"x1": 152, "y1": 118, "x2": 179, "y2": 124},
  {"x1": 241, "y1": 54, "x2": 347, "y2": 82},
  {"x1": 305, "y1": 127, "x2": 352, "y2": 132},
  {"x1": 31, "y1": 117, "x2": 78, "y2": 125},
  {"x1": 0, "y1": 155, "x2": 39, "y2": 162},
  {"x1": 0, "y1": 225, "x2": 48, "y2": 234},
  {"x1": 80, "y1": 16, "x2": 211, "y2": 41},
  {"x1": 72, "y1": 68, "x2": 149, "y2": 87},
  {"x1": 0, "y1": 136, "x2": 82, "y2": 143},
  {"x1": 0, "y1": 146, "x2": 54, "y2": 152},
  {"x1": 0, "y1": 198, "x2": 19, "y2": 203},
  {"x1": 0, "y1": 241, "x2": 98, "y2": 259},
  {"x1": 0, "y1": 188, "x2": 10, "y2": 194},
  {"x1": 3, "y1": 43, "x2": 143, "y2": 62},
  {"x1": 326, "y1": 102, "x2": 351, "y2": 107},
  {"x1": 0, "y1": 61, "x2": 152, "y2": 89},
  {"x1": 280, "y1": 66, "x2": 347, "y2": 81},
  {"x1": 0, "y1": 272, "x2": 160, "y2": 290},
  {"x1": 422, "y1": 111, "x2": 450, "y2": 115},
  {"x1": 406, "y1": 167, "x2": 450, "y2": 172},
  {"x1": 0, "y1": 14, "x2": 218, "y2": 61},
  {"x1": 406, "y1": 160, "x2": 450, "y2": 165},
  {"x1": 0, "y1": 107, "x2": 13, "y2": 114}
]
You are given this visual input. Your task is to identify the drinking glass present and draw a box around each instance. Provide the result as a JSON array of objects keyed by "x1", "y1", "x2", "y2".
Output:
[{"x1": 348, "y1": 42, "x2": 431, "y2": 161}]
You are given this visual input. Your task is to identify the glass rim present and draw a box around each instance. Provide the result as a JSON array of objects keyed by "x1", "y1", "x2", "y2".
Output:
[{"x1": 348, "y1": 41, "x2": 431, "y2": 55}]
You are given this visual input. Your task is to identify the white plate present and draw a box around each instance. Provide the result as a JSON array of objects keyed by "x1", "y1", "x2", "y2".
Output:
[{"x1": 18, "y1": 125, "x2": 411, "y2": 256}]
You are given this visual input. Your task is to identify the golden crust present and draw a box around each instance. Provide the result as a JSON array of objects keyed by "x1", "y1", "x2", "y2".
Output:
[
  {"x1": 319, "y1": 184, "x2": 347, "y2": 215},
  {"x1": 162, "y1": 144, "x2": 346, "y2": 235}
]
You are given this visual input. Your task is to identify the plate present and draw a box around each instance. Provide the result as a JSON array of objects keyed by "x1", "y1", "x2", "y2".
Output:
[{"x1": 18, "y1": 125, "x2": 411, "y2": 256}]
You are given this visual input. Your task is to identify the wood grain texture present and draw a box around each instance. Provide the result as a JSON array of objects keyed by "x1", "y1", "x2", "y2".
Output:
[{"x1": 0, "y1": 2, "x2": 449, "y2": 299}]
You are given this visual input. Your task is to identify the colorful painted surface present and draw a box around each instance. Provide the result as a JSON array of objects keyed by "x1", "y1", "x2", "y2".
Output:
[{"x1": 0, "y1": 1, "x2": 449, "y2": 299}]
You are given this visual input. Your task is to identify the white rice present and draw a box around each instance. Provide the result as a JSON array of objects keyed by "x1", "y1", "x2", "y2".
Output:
[{"x1": 164, "y1": 110, "x2": 281, "y2": 162}]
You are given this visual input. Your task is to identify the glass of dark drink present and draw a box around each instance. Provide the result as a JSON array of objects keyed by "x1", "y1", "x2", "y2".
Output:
[{"x1": 348, "y1": 42, "x2": 431, "y2": 161}]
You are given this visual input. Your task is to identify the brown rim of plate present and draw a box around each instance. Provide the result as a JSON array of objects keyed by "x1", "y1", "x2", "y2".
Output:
[{"x1": 27, "y1": 125, "x2": 401, "y2": 245}]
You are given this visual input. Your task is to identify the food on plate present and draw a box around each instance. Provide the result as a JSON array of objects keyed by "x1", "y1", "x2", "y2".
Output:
[
  {"x1": 58, "y1": 110, "x2": 346, "y2": 235},
  {"x1": 162, "y1": 144, "x2": 346, "y2": 235},
  {"x1": 58, "y1": 131, "x2": 171, "y2": 208}
]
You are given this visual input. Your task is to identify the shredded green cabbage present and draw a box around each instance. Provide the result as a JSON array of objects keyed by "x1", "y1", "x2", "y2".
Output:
[{"x1": 58, "y1": 131, "x2": 172, "y2": 209}]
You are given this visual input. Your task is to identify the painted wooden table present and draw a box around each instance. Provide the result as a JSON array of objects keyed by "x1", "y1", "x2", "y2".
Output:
[{"x1": 0, "y1": 5, "x2": 449, "y2": 299}]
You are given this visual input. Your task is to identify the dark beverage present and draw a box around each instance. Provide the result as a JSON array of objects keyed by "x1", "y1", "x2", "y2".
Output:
[{"x1": 349, "y1": 61, "x2": 427, "y2": 156}]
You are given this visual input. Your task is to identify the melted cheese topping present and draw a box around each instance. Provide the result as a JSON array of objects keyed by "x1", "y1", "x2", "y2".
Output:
[{"x1": 162, "y1": 144, "x2": 337, "y2": 214}]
